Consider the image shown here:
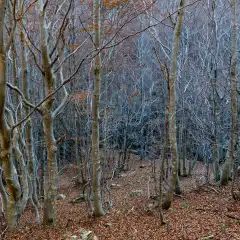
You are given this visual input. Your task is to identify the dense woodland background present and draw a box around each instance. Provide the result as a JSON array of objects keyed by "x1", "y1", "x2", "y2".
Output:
[{"x1": 0, "y1": 0, "x2": 239, "y2": 239}]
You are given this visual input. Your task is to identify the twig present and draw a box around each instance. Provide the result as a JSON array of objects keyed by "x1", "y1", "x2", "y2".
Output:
[
  {"x1": 0, "y1": 226, "x2": 8, "y2": 239},
  {"x1": 56, "y1": 134, "x2": 66, "y2": 144},
  {"x1": 205, "y1": 185, "x2": 219, "y2": 194},
  {"x1": 147, "y1": 176, "x2": 150, "y2": 199},
  {"x1": 200, "y1": 235, "x2": 214, "y2": 240},
  {"x1": 127, "y1": 206, "x2": 135, "y2": 215},
  {"x1": 225, "y1": 214, "x2": 240, "y2": 221},
  {"x1": 174, "y1": 193, "x2": 183, "y2": 198}
]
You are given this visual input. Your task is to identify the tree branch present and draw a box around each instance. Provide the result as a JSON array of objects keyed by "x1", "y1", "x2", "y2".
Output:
[{"x1": 7, "y1": 83, "x2": 39, "y2": 111}]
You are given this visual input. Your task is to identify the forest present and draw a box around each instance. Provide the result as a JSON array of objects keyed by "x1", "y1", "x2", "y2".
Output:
[{"x1": 0, "y1": 0, "x2": 239, "y2": 239}]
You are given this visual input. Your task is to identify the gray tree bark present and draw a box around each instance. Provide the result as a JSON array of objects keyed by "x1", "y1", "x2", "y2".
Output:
[
  {"x1": 0, "y1": 167, "x2": 7, "y2": 213},
  {"x1": 162, "y1": 0, "x2": 184, "y2": 210},
  {"x1": 38, "y1": 1, "x2": 58, "y2": 225},
  {"x1": 0, "y1": 0, "x2": 21, "y2": 230},
  {"x1": 91, "y1": 0, "x2": 105, "y2": 217},
  {"x1": 220, "y1": 0, "x2": 237, "y2": 186},
  {"x1": 208, "y1": 0, "x2": 220, "y2": 182},
  {"x1": 19, "y1": 15, "x2": 39, "y2": 221}
]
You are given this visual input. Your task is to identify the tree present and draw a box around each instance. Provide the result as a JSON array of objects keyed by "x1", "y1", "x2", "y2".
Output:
[
  {"x1": 18, "y1": 1, "x2": 39, "y2": 220},
  {"x1": 0, "y1": 0, "x2": 22, "y2": 230},
  {"x1": 162, "y1": 0, "x2": 184, "y2": 210},
  {"x1": 208, "y1": 0, "x2": 220, "y2": 182},
  {"x1": 220, "y1": 0, "x2": 237, "y2": 186},
  {"x1": 36, "y1": 0, "x2": 71, "y2": 225},
  {"x1": 154, "y1": 50, "x2": 169, "y2": 224},
  {"x1": 91, "y1": 0, "x2": 105, "y2": 217}
]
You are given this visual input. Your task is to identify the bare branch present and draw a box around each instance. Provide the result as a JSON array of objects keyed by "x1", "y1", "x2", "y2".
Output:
[
  {"x1": 50, "y1": 0, "x2": 73, "y2": 57},
  {"x1": 7, "y1": 83, "x2": 39, "y2": 111}
]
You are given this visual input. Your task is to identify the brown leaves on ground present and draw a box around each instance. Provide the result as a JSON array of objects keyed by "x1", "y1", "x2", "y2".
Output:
[{"x1": 5, "y1": 162, "x2": 240, "y2": 240}]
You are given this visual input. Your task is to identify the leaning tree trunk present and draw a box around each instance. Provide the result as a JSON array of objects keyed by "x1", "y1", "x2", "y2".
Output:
[
  {"x1": 91, "y1": 0, "x2": 105, "y2": 217},
  {"x1": 162, "y1": 0, "x2": 184, "y2": 210},
  {"x1": 220, "y1": 0, "x2": 237, "y2": 186}
]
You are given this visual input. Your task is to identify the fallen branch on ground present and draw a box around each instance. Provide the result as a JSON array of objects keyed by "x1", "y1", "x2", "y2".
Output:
[
  {"x1": 205, "y1": 185, "x2": 219, "y2": 193},
  {"x1": 225, "y1": 214, "x2": 240, "y2": 221},
  {"x1": 174, "y1": 193, "x2": 183, "y2": 198}
]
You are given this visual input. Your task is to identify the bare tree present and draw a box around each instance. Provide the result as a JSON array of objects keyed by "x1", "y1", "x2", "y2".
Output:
[
  {"x1": 208, "y1": 0, "x2": 220, "y2": 182},
  {"x1": 0, "y1": 0, "x2": 22, "y2": 230},
  {"x1": 162, "y1": 0, "x2": 184, "y2": 210},
  {"x1": 220, "y1": 0, "x2": 237, "y2": 186},
  {"x1": 91, "y1": 0, "x2": 105, "y2": 217}
]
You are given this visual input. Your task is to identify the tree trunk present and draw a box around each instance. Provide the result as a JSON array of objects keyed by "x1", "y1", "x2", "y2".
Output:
[
  {"x1": 91, "y1": 0, "x2": 105, "y2": 217},
  {"x1": 0, "y1": 167, "x2": 7, "y2": 213},
  {"x1": 38, "y1": 1, "x2": 58, "y2": 225},
  {"x1": 75, "y1": 112, "x2": 80, "y2": 183},
  {"x1": 162, "y1": 0, "x2": 184, "y2": 210},
  {"x1": 159, "y1": 83, "x2": 169, "y2": 224},
  {"x1": 0, "y1": 0, "x2": 22, "y2": 230},
  {"x1": 11, "y1": 128, "x2": 28, "y2": 214},
  {"x1": 220, "y1": 0, "x2": 237, "y2": 186},
  {"x1": 20, "y1": 27, "x2": 39, "y2": 206},
  {"x1": 42, "y1": 105, "x2": 57, "y2": 226},
  {"x1": 208, "y1": 0, "x2": 220, "y2": 182}
]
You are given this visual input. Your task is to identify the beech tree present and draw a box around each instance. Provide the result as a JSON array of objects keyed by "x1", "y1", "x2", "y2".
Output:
[
  {"x1": 220, "y1": 0, "x2": 237, "y2": 186},
  {"x1": 162, "y1": 0, "x2": 184, "y2": 210},
  {"x1": 208, "y1": 0, "x2": 220, "y2": 182},
  {"x1": 91, "y1": 0, "x2": 105, "y2": 217},
  {"x1": 19, "y1": 5, "x2": 39, "y2": 218},
  {"x1": 0, "y1": 0, "x2": 22, "y2": 230}
]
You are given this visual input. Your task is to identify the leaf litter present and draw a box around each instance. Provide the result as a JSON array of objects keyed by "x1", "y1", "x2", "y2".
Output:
[{"x1": 5, "y1": 161, "x2": 240, "y2": 240}]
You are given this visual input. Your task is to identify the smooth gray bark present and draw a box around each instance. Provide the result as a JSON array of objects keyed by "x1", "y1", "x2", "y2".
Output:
[
  {"x1": 162, "y1": 0, "x2": 184, "y2": 210},
  {"x1": 220, "y1": 0, "x2": 237, "y2": 186},
  {"x1": 91, "y1": 0, "x2": 105, "y2": 217}
]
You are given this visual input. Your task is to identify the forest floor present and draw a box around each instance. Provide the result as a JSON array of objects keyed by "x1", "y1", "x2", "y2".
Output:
[{"x1": 4, "y1": 159, "x2": 240, "y2": 240}]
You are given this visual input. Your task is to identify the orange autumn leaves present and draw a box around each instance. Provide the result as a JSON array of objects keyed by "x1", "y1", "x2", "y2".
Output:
[
  {"x1": 71, "y1": 90, "x2": 89, "y2": 102},
  {"x1": 80, "y1": 0, "x2": 129, "y2": 9},
  {"x1": 80, "y1": 23, "x2": 99, "y2": 32},
  {"x1": 79, "y1": 0, "x2": 130, "y2": 33},
  {"x1": 102, "y1": 0, "x2": 129, "y2": 8}
]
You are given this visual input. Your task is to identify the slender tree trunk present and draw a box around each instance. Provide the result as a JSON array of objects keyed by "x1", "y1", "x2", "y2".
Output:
[
  {"x1": 162, "y1": 0, "x2": 184, "y2": 210},
  {"x1": 181, "y1": 34, "x2": 188, "y2": 177},
  {"x1": 220, "y1": 0, "x2": 237, "y2": 186},
  {"x1": 0, "y1": 0, "x2": 6, "y2": 137},
  {"x1": 180, "y1": 77, "x2": 187, "y2": 177},
  {"x1": 208, "y1": 0, "x2": 220, "y2": 182},
  {"x1": 0, "y1": 0, "x2": 22, "y2": 230},
  {"x1": 91, "y1": 0, "x2": 105, "y2": 217},
  {"x1": 182, "y1": 130, "x2": 187, "y2": 176},
  {"x1": 75, "y1": 112, "x2": 80, "y2": 183},
  {"x1": 11, "y1": 127, "x2": 28, "y2": 214},
  {"x1": 159, "y1": 83, "x2": 169, "y2": 224},
  {"x1": 38, "y1": 2, "x2": 58, "y2": 225},
  {"x1": 42, "y1": 109, "x2": 57, "y2": 225},
  {"x1": 19, "y1": 20, "x2": 39, "y2": 221},
  {"x1": 0, "y1": 167, "x2": 7, "y2": 213}
]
